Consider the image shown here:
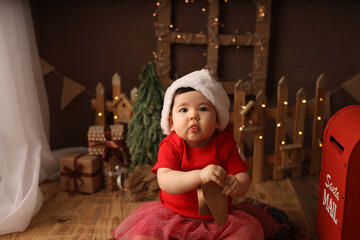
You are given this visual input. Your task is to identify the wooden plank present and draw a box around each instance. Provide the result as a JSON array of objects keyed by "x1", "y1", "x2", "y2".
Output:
[
  {"x1": 207, "y1": 0, "x2": 219, "y2": 77},
  {"x1": 252, "y1": 91, "x2": 266, "y2": 183},
  {"x1": 112, "y1": 73, "x2": 121, "y2": 124},
  {"x1": 95, "y1": 82, "x2": 106, "y2": 125},
  {"x1": 233, "y1": 80, "x2": 247, "y2": 152},
  {"x1": 310, "y1": 74, "x2": 326, "y2": 174},
  {"x1": 273, "y1": 77, "x2": 287, "y2": 180},
  {"x1": 251, "y1": 0, "x2": 272, "y2": 95},
  {"x1": 292, "y1": 88, "x2": 307, "y2": 177},
  {"x1": 154, "y1": 0, "x2": 172, "y2": 88},
  {"x1": 289, "y1": 175, "x2": 320, "y2": 238}
]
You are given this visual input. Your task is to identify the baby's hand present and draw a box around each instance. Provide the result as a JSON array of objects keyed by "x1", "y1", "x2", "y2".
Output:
[
  {"x1": 222, "y1": 175, "x2": 240, "y2": 197},
  {"x1": 199, "y1": 164, "x2": 226, "y2": 187}
]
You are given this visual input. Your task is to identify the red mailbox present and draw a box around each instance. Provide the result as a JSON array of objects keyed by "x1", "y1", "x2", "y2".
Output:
[{"x1": 316, "y1": 105, "x2": 360, "y2": 239}]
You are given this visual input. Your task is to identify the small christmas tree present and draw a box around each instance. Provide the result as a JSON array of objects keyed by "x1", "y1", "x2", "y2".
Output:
[{"x1": 126, "y1": 62, "x2": 165, "y2": 169}]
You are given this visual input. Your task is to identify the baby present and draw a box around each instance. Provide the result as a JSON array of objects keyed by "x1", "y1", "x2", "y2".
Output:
[{"x1": 111, "y1": 69, "x2": 263, "y2": 240}]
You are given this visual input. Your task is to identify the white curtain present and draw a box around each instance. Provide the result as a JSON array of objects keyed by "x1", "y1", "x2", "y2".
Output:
[{"x1": 0, "y1": 0, "x2": 59, "y2": 234}]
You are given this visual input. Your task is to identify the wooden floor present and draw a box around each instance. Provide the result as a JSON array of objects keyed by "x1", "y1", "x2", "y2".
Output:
[{"x1": 1, "y1": 175, "x2": 320, "y2": 240}]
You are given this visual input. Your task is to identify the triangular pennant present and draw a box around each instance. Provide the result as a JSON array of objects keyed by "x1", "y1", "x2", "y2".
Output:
[
  {"x1": 40, "y1": 58, "x2": 55, "y2": 76},
  {"x1": 341, "y1": 73, "x2": 360, "y2": 102},
  {"x1": 61, "y1": 77, "x2": 86, "y2": 110}
]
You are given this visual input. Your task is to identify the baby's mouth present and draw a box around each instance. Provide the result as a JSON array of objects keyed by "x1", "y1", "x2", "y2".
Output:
[{"x1": 189, "y1": 124, "x2": 200, "y2": 133}]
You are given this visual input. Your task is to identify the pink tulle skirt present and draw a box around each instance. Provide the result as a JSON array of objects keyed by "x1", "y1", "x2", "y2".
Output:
[{"x1": 111, "y1": 201, "x2": 265, "y2": 240}]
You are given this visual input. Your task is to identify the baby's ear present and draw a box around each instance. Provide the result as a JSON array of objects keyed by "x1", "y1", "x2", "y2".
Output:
[{"x1": 169, "y1": 116, "x2": 175, "y2": 132}]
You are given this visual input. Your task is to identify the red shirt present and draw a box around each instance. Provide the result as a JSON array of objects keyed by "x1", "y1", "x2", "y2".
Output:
[{"x1": 152, "y1": 131, "x2": 248, "y2": 219}]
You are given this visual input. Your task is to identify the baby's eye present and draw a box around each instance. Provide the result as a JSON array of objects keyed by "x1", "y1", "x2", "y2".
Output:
[
  {"x1": 199, "y1": 107, "x2": 208, "y2": 111},
  {"x1": 179, "y1": 108, "x2": 188, "y2": 113}
]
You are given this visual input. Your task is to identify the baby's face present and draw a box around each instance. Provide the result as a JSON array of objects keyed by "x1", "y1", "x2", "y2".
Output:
[{"x1": 169, "y1": 91, "x2": 218, "y2": 147}]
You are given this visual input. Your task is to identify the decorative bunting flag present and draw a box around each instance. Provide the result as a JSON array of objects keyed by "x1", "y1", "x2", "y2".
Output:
[
  {"x1": 341, "y1": 73, "x2": 360, "y2": 103},
  {"x1": 40, "y1": 58, "x2": 55, "y2": 76},
  {"x1": 61, "y1": 76, "x2": 86, "y2": 110}
]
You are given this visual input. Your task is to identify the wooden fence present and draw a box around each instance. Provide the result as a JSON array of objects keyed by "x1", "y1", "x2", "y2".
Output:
[
  {"x1": 231, "y1": 75, "x2": 326, "y2": 183},
  {"x1": 90, "y1": 73, "x2": 136, "y2": 125}
]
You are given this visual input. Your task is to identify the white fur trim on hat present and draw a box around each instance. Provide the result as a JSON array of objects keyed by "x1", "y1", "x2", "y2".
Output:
[{"x1": 161, "y1": 69, "x2": 230, "y2": 135}]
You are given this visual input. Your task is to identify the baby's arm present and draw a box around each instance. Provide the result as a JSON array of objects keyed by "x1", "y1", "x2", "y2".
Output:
[
  {"x1": 221, "y1": 171, "x2": 251, "y2": 198},
  {"x1": 157, "y1": 164, "x2": 226, "y2": 195}
]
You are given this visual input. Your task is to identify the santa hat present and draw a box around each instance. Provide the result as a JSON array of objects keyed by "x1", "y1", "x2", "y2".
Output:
[{"x1": 161, "y1": 69, "x2": 230, "y2": 135}]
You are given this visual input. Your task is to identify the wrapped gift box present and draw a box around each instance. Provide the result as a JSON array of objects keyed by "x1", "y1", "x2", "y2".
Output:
[
  {"x1": 102, "y1": 160, "x2": 128, "y2": 191},
  {"x1": 87, "y1": 125, "x2": 126, "y2": 156},
  {"x1": 60, "y1": 153, "x2": 102, "y2": 193}
]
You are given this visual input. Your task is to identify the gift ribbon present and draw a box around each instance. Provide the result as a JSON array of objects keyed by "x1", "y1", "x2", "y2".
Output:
[
  {"x1": 88, "y1": 125, "x2": 129, "y2": 167},
  {"x1": 60, "y1": 153, "x2": 100, "y2": 192}
]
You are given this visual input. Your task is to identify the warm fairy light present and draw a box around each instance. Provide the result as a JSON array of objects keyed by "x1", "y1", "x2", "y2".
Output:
[
  {"x1": 177, "y1": 34, "x2": 181, "y2": 39},
  {"x1": 203, "y1": 52, "x2": 207, "y2": 56},
  {"x1": 236, "y1": 45, "x2": 240, "y2": 49},
  {"x1": 239, "y1": 126, "x2": 244, "y2": 131},
  {"x1": 114, "y1": 115, "x2": 118, "y2": 120},
  {"x1": 202, "y1": 8, "x2": 206, "y2": 12},
  {"x1": 257, "y1": 5, "x2": 266, "y2": 21},
  {"x1": 319, "y1": 143, "x2": 323, "y2": 147},
  {"x1": 298, "y1": 131, "x2": 303, "y2": 135},
  {"x1": 259, "y1": 136, "x2": 263, "y2": 140},
  {"x1": 214, "y1": 17, "x2": 218, "y2": 22},
  {"x1": 158, "y1": 37, "x2": 162, "y2": 41},
  {"x1": 320, "y1": 97, "x2": 324, "y2": 101},
  {"x1": 242, "y1": 106, "x2": 246, "y2": 110},
  {"x1": 153, "y1": 12, "x2": 156, "y2": 17},
  {"x1": 115, "y1": 96, "x2": 119, "y2": 100},
  {"x1": 98, "y1": 112, "x2": 103, "y2": 117},
  {"x1": 283, "y1": 101, "x2": 288, "y2": 105},
  {"x1": 318, "y1": 138, "x2": 323, "y2": 147},
  {"x1": 169, "y1": 24, "x2": 173, "y2": 28},
  {"x1": 302, "y1": 99, "x2": 307, "y2": 104},
  {"x1": 215, "y1": 45, "x2": 219, "y2": 49},
  {"x1": 185, "y1": 0, "x2": 189, "y2": 3},
  {"x1": 281, "y1": 141, "x2": 285, "y2": 145},
  {"x1": 277, "y1": 123, "x2": 281, "y2": 127},
  {"x1": 156, "y1": 2, "x2": 160, "y2": 6},
  {"x1": 317, "y1": 116, "x2": 322, "y2": 120},
  {"x1": 224, "y1": 0, "x2": 228, "y2": 2},
  {"x1": 232, "y1": 37, "x2": 236, "y2": 43},
  {"x1": 261, "y1": 104, "x2": 266, "y2": 108}
]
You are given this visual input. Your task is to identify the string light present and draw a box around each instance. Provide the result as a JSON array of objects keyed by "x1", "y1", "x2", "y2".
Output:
[
  {"x1": 114, "y1": 115, "x2": 118, "y2": 120},
  {"x1": 302, "y1": 99, "x2": 307, "y2": 104},
  {"x1": 98, "y1": 112, "x2": 103, "y2": 117},
  {"x1": 259, "y1": 136, "x2": 263, "y2": 140},
  {"x1": 281, "y1": 141, "x2": 285, "y2": 145},
  {"x1": 239, "y1": 126, "x2": 244, "y2": 131},
  {"x1": 202, "y1": 8, "x2": 206, "y2": 12},
  {"x1": 177, "y1": 34, "x2": 181, "y2": 39},
  {"x1": 317, "y1": 116, "x2": 322, "y2": 121},
  {"x1": 283, "y1": 101, "x2": 288, "y2": 105},
  {"x1": 261, "y1": 104, "x2": 266, "y2": 108},
  {"x1": 156, "y1": 2, "x2": 160, "y2": 6},
  {"x1": 298, "y1": 131, "x2": 303, "y2": 135},
  {"x1": 114, "y1": 96, "x2": 119, "y2": 100},
  {"x1": 277, "y1": 123, "x2": 281, "y2": 127},
  {"x1": 319, "y1": 97, "x2": 324, "y2": 101},
  {"x1": 256, "y1": 5, "x2": 266, "y2": 22},
  {"x1": 169, "y1": 24, "x2": 173, "y2": 28},
  {"x1": 318, "y1": 138, "x2": 323, "y2": 147}
]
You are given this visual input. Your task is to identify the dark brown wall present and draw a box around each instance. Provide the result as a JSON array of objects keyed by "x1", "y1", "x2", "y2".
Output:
[{"x1": 30, "y1": 0, "x2": 360, "y2": 150}]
